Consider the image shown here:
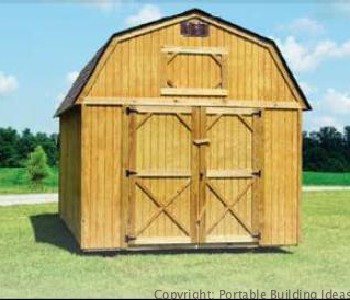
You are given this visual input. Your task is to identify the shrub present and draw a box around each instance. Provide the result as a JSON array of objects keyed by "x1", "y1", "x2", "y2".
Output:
[{"x1": 26, "y1": 146, "x2": 50, "y2": 188}]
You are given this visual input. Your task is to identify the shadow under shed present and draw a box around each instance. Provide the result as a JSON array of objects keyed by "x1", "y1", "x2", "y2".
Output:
[
  {"x1": 30, "y1": 213, "x2": 81, "y2": 254},
  {"x1": 30, "y1": 214, "x2": 292, "y2": 256}
]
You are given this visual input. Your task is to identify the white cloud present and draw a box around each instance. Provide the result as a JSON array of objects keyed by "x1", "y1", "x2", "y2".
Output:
[
  {"x1": 323, "y1": 89, "x2": 350, "y2": 115},
  {"x1": 66, "y1": 71, "x2": 79, "y2": 84},
  {"x1": 276, "y1": 36, "x2": 350, "y2": 72},
  {"x1": 288, "y1": 18, "x2": 325, "y2": 35},
  {"x1": 305, "y1": 88, "x2": 350, "y2": 131},
  {"x1": 126, "y1": 4, "x2": 162, "y2": 26},
  {"x1": 0, "y1": 72, "x2": 18, "y2": 96}
]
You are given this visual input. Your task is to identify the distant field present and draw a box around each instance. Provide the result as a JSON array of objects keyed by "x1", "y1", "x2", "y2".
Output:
[
  {"x1": 303, "y1": 172, "x2": 350, "y2": 186},
  {"x1": 0, "y1": 168, "x2": 58, "y2": 194},
  {"x1": 0, "y1": 169, "x2": 349, "y2": 195}
]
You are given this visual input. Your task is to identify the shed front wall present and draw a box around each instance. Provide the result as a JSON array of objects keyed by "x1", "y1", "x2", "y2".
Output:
[
  {"x1": 78, "y1": 104, "x2": 302, "y2": 250},
  {"x1": 82, "y1": 19, "x2": 299, "y2": 104},
  {"x1": 59, "y1": 107, "x2": 82, "y2": 243}
]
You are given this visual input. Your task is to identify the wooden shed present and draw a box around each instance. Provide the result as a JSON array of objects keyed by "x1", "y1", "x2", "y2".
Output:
[{"x1": 55, "y1": 9, "x2": 311, "y2": 252}]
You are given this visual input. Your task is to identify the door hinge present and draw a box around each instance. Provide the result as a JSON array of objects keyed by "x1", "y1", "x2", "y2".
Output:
[
  {"x1": 125, "y1": 169, "x2": 137, "y2": 177},
  {"x1": 126, "y1": 106, "x2": 137, "y2": 115},
  {"x1": 125, "y1": 234, "x2": 137, "y2": 243},
  {"x1": 252, "y1": 170, "x2": 261, "y2": 177},
  {"x1": 252, "y1": 232, "x2": 261, "y2": 240}
]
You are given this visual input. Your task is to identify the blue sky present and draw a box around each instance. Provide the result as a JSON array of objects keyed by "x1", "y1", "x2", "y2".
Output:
[{"x1": 0, "y1": 0, "x2": 350, "y2": 133}]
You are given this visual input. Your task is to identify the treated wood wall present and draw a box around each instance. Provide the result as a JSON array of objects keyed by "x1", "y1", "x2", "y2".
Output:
[
  {"x1": 260, "y1": 109, "x2": 302, "y2": 246},
  {"x1": 80, "y1": 105, "x2": 123, "y2": 250},
  {"x1": 84, "y1": 19, "x2": 297, "y2": 103},
  {"x1": 59, "y1": 108, "x2": 81, "y2": 242}
]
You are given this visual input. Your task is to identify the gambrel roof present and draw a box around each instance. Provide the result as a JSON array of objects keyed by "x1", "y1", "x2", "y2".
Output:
[{"x1": 55, "y1": 8, "x2": 311, "y2": 116}]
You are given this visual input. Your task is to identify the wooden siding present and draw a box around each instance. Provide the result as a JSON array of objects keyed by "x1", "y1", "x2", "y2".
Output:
[
  {"x1": 84, "y1": 20, "x2": 298, "y2": 103},
  {"x1": 260, "y1": 109, "x2": 301, "y2": 246},
  {"x1": 59, "y1": 108, "x2": 81, "y2": 242},
  {"x1": 80, "y1": 105, "x2": 123, "y2": 250}
]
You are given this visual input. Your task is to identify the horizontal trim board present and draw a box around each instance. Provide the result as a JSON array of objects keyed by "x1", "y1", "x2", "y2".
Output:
[
  {"x1": 127, "y1": 242, "x2": 259, "y2": 251},
  {"x1": 135, "y1": 170, "x2": 191, "y2": 178},
  {"x1": 80, "y1": 242, "x2": 261, "y2": 252},
  {"x1": 161, "y1": 88, "x2": 229, "y2": 96},
  {"x1": 206, "y1": 235, "x2": 256, "y2": 243},
  {"x1": 83, "y1": 97, "x2": 302, "y2": 109},
  {"x1": 206, "y1": 107, "x2": 260, "y2": 115},
  {"x1": 161, "y1": 46, "x2": 228, "y2": 55},
  {"x1": 129, "y1": 106, "x2": 192, "y2": 114},
  {"x1": 132, "y1": 236, "x2": 191, "y2": 245},
  {"x1": 206, "y1": 169, "x2": 258, "y2": 178}
]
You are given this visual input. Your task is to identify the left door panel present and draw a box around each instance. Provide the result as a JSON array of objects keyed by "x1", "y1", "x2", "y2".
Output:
[{"x1": 125, "y1": 106, "x2": 198, "y2": 245}]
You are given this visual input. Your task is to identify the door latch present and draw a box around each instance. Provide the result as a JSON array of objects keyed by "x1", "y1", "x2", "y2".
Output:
[{"x1": 193, "y1": 138, "x2": 211, "y2": 146}]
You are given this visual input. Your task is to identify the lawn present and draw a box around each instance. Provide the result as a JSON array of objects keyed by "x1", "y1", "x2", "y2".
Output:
[
  {"x1": 0, "y1": 168, "x2": 58, "y2": 194},
  {"x1": 0, "y1": 192, "x2": 349, "y2": 298},
  {"x1": 303, "y1": 171, "x2": 350, "y2": 186}
]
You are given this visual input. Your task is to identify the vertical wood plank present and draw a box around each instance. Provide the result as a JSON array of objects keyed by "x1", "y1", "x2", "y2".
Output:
[
  {"x1": 191, "y1": 107, "x2": 200, "y2": 243},
  {"x1": 199, "y1": 107, "x2": 206, "y2": 243},
  {"x1": 297, "y1": 110, "x2": 302, "y2": 243}
]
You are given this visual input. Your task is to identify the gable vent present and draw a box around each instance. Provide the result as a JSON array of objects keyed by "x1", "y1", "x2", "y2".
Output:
[{"x1": 180, "y1": 21, "x2": 209, "y2": 37}]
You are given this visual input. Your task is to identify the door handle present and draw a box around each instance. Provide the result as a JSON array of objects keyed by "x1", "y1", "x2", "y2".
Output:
[{"x1": 193, "y1": 138, "x2": 211, "y2": 146}]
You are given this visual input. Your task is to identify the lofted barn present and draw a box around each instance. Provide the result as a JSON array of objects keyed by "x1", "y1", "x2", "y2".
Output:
[{"x1": 56, "y1": 9, "x2": 311, "y2": 251}]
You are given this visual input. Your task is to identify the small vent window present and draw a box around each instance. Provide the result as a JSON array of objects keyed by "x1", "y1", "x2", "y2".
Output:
[{"x1": 181, "y1": 21, "x2": 209, "y2": 37}]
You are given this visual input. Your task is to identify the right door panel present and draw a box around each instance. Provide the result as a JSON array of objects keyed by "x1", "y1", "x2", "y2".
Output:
[{"x1": 200, "y1": 107, "x2": 262, "y2": 243}]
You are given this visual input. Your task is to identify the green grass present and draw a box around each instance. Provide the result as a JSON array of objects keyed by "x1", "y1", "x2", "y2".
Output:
[
  {"x1": 0, "y1": 168, "x2": 58, "y2": 194},
  {"x1": 0, "y1": 192, "x2": 349, "y2": 298},
  {"x1": 303, "y1": 171, "x2": 350, "y2": 186}
]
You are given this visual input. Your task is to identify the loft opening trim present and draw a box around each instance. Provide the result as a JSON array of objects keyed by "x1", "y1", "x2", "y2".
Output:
[{"x1": 160, "y1": 46, "x2": 228, "y2": 96}]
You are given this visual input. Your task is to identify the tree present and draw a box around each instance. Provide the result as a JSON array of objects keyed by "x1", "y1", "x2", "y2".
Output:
[
  {"x1": 0, "y1": 127, "x2": 20, "y2": 167},
  {"x1": 26, "y1": 146, "x2": 50, "y2": 188},
  {"x1": 17, "y1": 128, "x2": 35, "y2": 165}
]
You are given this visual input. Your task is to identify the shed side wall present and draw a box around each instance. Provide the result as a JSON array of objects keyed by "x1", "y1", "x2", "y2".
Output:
[
  {"x1": 260, "y1": 109, "x2": 302, "y2": 246},
  {"x1": 80, "y1": 105, "x2": 123, "y2": 250},
  {"x1": 59, "y1": 108, "x2": 82, "y2": 243},
  {"x1": 84, "y1": 21, "x2": 297, "y2": 103}
]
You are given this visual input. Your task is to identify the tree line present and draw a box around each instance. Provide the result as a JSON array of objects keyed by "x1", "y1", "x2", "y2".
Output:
[
  {"x1": 0, "y1": 127, "x2": 58, "y2": 167},
  {"x1": 0, "y1": 126, "x2": 350, "y2": 172},
  {"x1": 303, "y1": 126, "x2": 350, "y2": 172}
]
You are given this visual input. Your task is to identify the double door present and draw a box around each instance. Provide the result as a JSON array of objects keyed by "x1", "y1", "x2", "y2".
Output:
[{"x1": 124, "y1": 105, "x2": 262, "y2": 245}]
